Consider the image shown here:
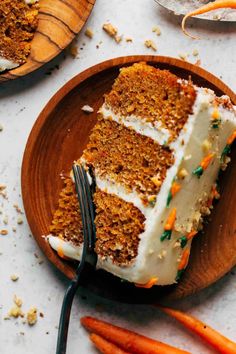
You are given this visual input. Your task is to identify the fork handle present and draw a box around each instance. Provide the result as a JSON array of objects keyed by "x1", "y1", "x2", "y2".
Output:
[{"x1": 56, "y1": 279, "x2": 79, "y2": 354}]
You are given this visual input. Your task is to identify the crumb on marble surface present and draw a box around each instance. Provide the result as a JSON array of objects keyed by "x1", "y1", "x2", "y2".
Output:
[
  {"x1": 144, "y1": 39, "x2": 157, "y2": 51},
  {"x1": 11, "y1": 274, "x2": 19, "y2": 281},
  {"x1": 152, "y1": 26, "x2": 161, "y2": 35},
  {"x1": 0, "y1": 229, "x2": 8, "y2": 235},
  {"x1": 85, "y1": 27, "x2": 94, "y2": 38},
  {"x1": 27, "y1": 307, "x2": 38, "y2": 326}
]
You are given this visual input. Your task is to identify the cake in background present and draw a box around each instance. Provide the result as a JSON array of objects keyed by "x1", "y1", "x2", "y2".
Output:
[
  {"x1": 0, "y1": 0, "x2": 39, "y2": 72},
  {"x1": 48, "y1": 63, "x2": 236, "y2": 287}
]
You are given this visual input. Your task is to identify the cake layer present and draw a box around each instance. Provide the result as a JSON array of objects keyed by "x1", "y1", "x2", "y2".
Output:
[
  {"x1": 104, "y1": 63, "x2": 196, "y2": 141},
  {"x1": 82, "y1": 116, "x2": 174, "y2": 204},
  {"x1": 0, "y1": 0, "x2": 39, "y2": 72}
]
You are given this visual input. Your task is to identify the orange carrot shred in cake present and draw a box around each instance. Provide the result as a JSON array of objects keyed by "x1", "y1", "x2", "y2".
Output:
[
  {"x1": 0, "y1": 0, "x2": 39, "y2": 72},
  {"x1": 48, "y1": 62, "x2": 236, "y2": 286}
]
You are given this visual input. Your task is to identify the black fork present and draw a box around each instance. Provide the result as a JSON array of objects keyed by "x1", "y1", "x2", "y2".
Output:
[{"x1": 56, "y1": 164, "x2": 97, "y2": 354}]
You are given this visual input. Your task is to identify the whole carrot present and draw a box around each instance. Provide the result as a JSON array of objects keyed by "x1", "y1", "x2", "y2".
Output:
[
  {"x1": 182, "y1": 0, "x2": 236, "y2": 39},
  {"x1": 90, "y1": 333, "x2": 131, "y2": 354},
  {"x1": 159, "y1": 306, "x2": 236, "y2": 354},
  {"x1": 81, "y1": 316, "x2": 190, "y2": 354}
]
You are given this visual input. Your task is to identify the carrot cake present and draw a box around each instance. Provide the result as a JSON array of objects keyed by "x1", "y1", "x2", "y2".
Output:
[
  {"x1": 48, "y1": 63, "x2": 236, "y2": 286},
  {"x1": 0, "y1": 0, "x2": 39, "y2": 72}
]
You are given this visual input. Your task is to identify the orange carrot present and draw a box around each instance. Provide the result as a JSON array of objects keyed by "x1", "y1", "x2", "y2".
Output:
[
  {"x1": 81, "y1": 316, "x2": 190, "y2": 354},
  {"x1": 90, "y1": 333, "x2": 131, "y2": 354},
  {"x1": 171, "y1": 182, "x2": 181, "y2": 197},
  {"x1": 182, "y1": 0, "x2": 236, "y2": 39},
  {"x1": 164, "y1": 208, "x2": 177, "y2": 230},
  {"x1": 178, "y1": 249, "x2": 190, "y2": 270},
  {"x1": 135, "y1": 277, "x2": 158, "y2": 289},
  {"x1": 159, "y1": 306, "x2": 236, "y2": 354},
  {"x1": 227, "y1": 130, "x2": 236, "y2": 145},
  {"x1": 200, "y1": 153, "x2": 215, "y2": 170},
  {"x1": 186, "y1": 230, "x2": 198, "y2": 241}
]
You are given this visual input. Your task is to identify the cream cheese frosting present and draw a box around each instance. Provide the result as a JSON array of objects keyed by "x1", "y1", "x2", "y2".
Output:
[{"x1": 48, "y1": 86, "x2": 236, "y2": 286}]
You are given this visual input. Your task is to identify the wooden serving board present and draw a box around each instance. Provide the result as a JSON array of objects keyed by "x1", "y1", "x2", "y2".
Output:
[
  {"x1": 21, "y1": 56, "x2": 236, "y2": 303},
  {"x1": 0, "y1": 0, "x2": 95, "y2": 82}
]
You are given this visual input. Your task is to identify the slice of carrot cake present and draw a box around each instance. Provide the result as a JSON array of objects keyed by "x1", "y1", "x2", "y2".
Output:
[
  {"x1": 0, "y1": 0, "x2": 39, "y2": 72},
  {"x1": 48, "y1": 63, "x2": 236, "y2": 286}
]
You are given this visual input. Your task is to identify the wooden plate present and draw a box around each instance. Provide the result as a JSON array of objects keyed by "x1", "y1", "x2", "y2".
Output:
[
  {"x1": 21, "y1": 56, "x2": 236, "y2": 303},
  {"x1": 0, "y1": 0, "x2": 95, "y2": 82}
]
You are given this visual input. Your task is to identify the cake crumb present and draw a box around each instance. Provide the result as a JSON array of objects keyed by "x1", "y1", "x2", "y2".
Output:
[
  {"x1": 0, "y1": 229, "x2": 8, "y2": 235},
  {"x1": 27, "y1": 307, "x2": 38, "y2": 326},
  {"x1": 125, "y1": 37, "x2": 133, "y2": 42},
  {"x1": 85, "y1": 27, "x2": 94, "y2": 38},
  {"x1": 173, "y1": 241, "x2": 181, "y2": 249},
  {"x1": 144, "y1": 40, "x2": 157, "y2": 51},
  {"x1": 81, "y1": 105, "x2": 94, "y2": 113},
  {"x1": 103, "y1": 23, "x2": 117, "y2": 38},
  {"x1": 152, "y1": 26, "x2": 161, "y2": 35},
  {"x1": 12, "y1": 227, "x2": 17, "y2": 232},
  {"x1": 194, "y1": 59, "x2": 201, "y2": 67},
  {"x1": 114, "y1": 35, "x2": 122, "y2": 43},
  {"x1": 11, "y1": 274, "x2": 19, "y2": 282},
  {"x1": 0, "y1": 123, "x2": 3, "y2": 132},
  {"x1": 17, "y1": 217, "x2": 24, "y2": 225},
  {"x1": 192, "y1": 49, "x2": 199, "y2": 56}
]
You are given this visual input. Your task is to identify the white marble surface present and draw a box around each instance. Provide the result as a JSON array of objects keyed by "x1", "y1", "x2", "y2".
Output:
[{"x1": 0, "y1": 1, "x2": 236, "y2": 353}]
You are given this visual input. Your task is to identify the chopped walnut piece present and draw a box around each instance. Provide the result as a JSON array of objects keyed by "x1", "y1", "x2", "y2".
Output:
[
  {"x1": 84, "y1": 27, "x2": 94, "y2": 38},
  {"x1": 27, "y1": 307, "x2": 38, "y2": 326},
  {"x1": 144, "y1": 40, "x2": 157, "y2": 51},
  {"x1": 103, "y1": 23, "x2": 117, "y2": 37}
]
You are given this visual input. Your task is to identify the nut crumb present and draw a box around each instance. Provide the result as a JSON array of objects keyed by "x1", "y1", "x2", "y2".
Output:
[
  {"x1": 152, "y1": 26, "x2": 161, "y2": 35},
  {"x1": 13, "y1": 204, "x2": 24, "y2": 214},
  {"x1": 0, "y1": 229, "x2": 8, "y2": 235},
  {"x1": 3, "y1": 216, "x2": 8, "y2": 225},
  {"x1": 192, "y1": 49, "x2": 199, "y2": 56},
  {"x1": 125, "y1": 37, "x2": 133, "y2": 42},
  {"x1": 14, "y1": 295, "x2": 23, "y2": 307},
  {"x1": 11, "y1": 274, "x2": 19, "y2": 282},
  {"x1": 84, "y1": 27, "x2": 93, "y2": 38},
  {"x1": 81, "y1": 105, "x2": 94, "y2": 113},
  {"x1": 27, "y1": 307, "x2": 38, "y2": 326},
  {"x1": 8, "y1": 306, "x2": 24, "y2": 318},
  {"x1": 17, "y1": 217, "x2": 23, "y2": 225},
  {"x1": 144, "y1": 40, "x2": 157, "y2": 51},
  {"x1": 114, "y1": 35, "x2": 122, "y2": 43},
  {"x1": 178, "y1": 53, "x2": 188, "y2": 61},
  {"x1": 103, "y1": 23, "x2": 117, "y2": 37}
]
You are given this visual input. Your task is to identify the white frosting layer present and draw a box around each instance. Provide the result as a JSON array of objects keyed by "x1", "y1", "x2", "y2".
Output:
[
  {"x1": 0, "y1": 57, "x2": 19, "y2": 73},
  {"x1": 99, "y1": 105, "x2": 170, "y2": 144},
  {"x1": 48, "y1": 87, "x2": 236, "y2": 286}
]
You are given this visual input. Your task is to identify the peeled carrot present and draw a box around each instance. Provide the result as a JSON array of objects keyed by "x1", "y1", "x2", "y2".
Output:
[
  {"x1": 182, "y1": 0, "x2": 236, "y2": 39},
  {"x1": 159, "y1": 306, "x2": 236, "y2": 354},
  {"x1": 81, "y1": 316, "x2": 190, "y2": 354},
  {"x1": 90, "y1": 333, "x2": 131, "y2": 354}
]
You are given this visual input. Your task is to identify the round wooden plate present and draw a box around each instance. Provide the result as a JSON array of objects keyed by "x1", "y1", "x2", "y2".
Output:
[
  {"x1": 0, "y1": 0, "x2": 95, "y2": 82},
  {"x1": 21, "y1": 56, "x2": 236, "y2": 303}
]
